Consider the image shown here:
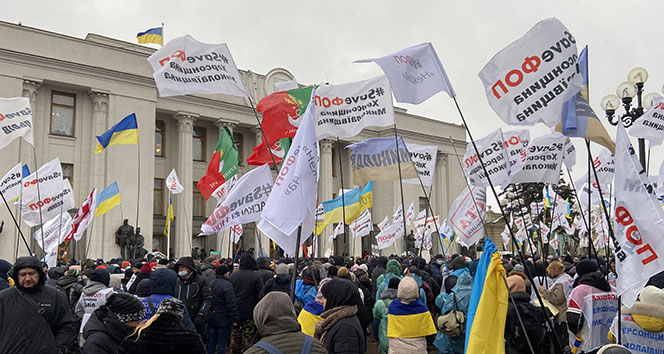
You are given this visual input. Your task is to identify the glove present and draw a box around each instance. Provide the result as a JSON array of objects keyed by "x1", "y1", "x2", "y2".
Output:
[{"x1": 194, "y1": 315, "x2": 207, "y2": 331}]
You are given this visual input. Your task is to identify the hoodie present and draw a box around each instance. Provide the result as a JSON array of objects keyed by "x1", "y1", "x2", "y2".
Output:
[
  {"x1": 229, "y1": 253, "x2": 263, "y2": 321},
  {"x1": 387, "y1": 277, "x2": 436, "y2": 353},
  {"x1": 141, "y1": 268, "x2": 195, "y2": 329},
  {"x1": 75, "y1": 281, "x2": 114, "y2": 332},
  {"x1": 376, "y1": 259, "x2": 402, "y2": 301}
]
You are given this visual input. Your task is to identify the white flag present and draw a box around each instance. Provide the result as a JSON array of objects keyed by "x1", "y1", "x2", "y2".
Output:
[
  {"x1": 593, "y1": 148, "x2": 615, "y2": 184},
  {"x1": 355, "y1": 43, "x2": 455, "y2": 104},
  {"x1": 377, "y1": 215, "x2": 389, "y2": 232},
  {"x1": 0, "y1": 163, "x2": 23, "y2": 202},
  {"x1": 613, "y1": 125, "x2": 664, "y2": 307},
  {"x1": 201, "y1": 164, "x2": 273, "y2": 235},
  {"x1": 629, "y1": 96, "x2": 664, "y2": 145},
  {"x1": 258, "y1": 92, "x2": 320, "y2": 255},
  {"x1": 562, "y1": 136, "x2": 576, "y2": 171},
  {"x1": 539, "y1": 222, "x2": 550, "y2": 243},
  {"x1": 66, "y1": 189, "x2": 97, "y2": 242},
  {"x1": 166, "y1": 168, "x2": 184, "y2": 194},
  {"x1": 478, "y1": 18, "x2": 583, "y2": 127},
  {"x1": 34, "y1": 212, "x2": 72, "y2": 254},
  {"x1": 447, "y1": 186, "x2": 486, "y2": 247},
  {"x1": 212, "y1": 175, "x2": 238, "y2": 208},
  {"x1": 230, "y1": 224, "x2": 243, "y2": 244},
  {"x1": 503, "y1": 130, "x2": 530, "y2": 176},
  {"x1": 274, "y1": 79, "x2": 298, "y2": 92},
  {"x1": 501, "y1": 225, "x2": 510, "y2": 249},
  {"x1": 148, "y1": 35, "x2": 248, "y2": 98},
  {"x1": 414, "y1": 210, "x2": 428, "y2": 238},
  {"x1": 406, "y1": 202, "x2": 415, "y2": 226},
  {"x1": 20, "y1": 158, "x2": 75, "y2": 227},
  {"x1": 331, "y1": 222, "x2": 344, "y2": 241},
  {"x1": 314, "y1": 76, "x2": 394, "y2": 140},
  {"x1": 510, "y1": 133, "x2": 566, "y2": 185},
  {"x1": 350, "y1": 209, "x2": 372, "y2": 238},
  {"x1": 392, "y1": 204, "x2": 403, "y2": 225},
  {"x1": 463, "y1": 128, "x2": 511, "y2": 186},
  {"x1": 0, "y1": 98, "x2": 33, "y2": 149},
  {"x1": 376, "y1": 222, "x2": 402, "y2": 249},
  {"x1": 403, "y1": 143, "x2": 438, "y2": 187}
]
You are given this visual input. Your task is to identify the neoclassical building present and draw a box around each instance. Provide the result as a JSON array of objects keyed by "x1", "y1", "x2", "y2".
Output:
[{"x1": 0, "y1": 21, "x2": 467, "y2": 261}]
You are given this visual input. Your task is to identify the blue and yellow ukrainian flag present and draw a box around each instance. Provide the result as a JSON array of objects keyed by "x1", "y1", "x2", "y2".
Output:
[
  {"x1": 164, "y1": 196, "x2": 174, "y2": 237},
  {"x1": 387, "y1": 296, "x2": 436, "y2": 338},
  {"x1": 136, "y1": 27, "x2": 163, "y2": 46},
  {"x1": 297, "y1": 301, "x2": 324, "y2": 336},
  {"x1": 95, "y1": 182, "x2": 121, "y2": 216},
  {"x1": 465, "y1": 238, "x2": 508, "y2": 353},
  {"x1": 95, "y1": 113, "x2": 139, "y2": 154}
]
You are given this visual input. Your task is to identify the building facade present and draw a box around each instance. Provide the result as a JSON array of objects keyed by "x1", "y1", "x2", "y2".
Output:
[{"x1": 0, "y1": 21, "x2": 467, "y2": 262}]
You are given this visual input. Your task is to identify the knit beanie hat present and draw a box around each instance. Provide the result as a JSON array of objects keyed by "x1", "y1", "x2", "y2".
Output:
[
  {"x1": 215, "y1": 265, "x2": 229, "y2": 276},
  {"x1": 106, "y1": 293, "x2": 146, "y2": 323},
  {"x1": 576, "y1": 259, "x2": 598, "y2": 277},
  {"x1": 157, "y1": 298, "x2": 185, "y2": 320},
  {"x1": 89, "y1": 269, "x2": 110, "y2": 287},
  {"x1": 140, "y1": 263, "x2": 153, "y2": 274},
  {"x1": 275, "y1": 263, "x2": 289, "y2": 275},
  {"x1": 506, "y1": 275, "x2": 526, "y2": 293},
  {"x1": 358, "y1": 264, "x2": 368, "y2": 273},
  {"x1": 388, "y1": 277, "x2": 401, "y2": 290}
]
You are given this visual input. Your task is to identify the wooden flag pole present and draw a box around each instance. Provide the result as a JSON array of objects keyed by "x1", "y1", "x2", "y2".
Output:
[{"x1": 392, "y1": 125, "x2": 410, "y2": 258}]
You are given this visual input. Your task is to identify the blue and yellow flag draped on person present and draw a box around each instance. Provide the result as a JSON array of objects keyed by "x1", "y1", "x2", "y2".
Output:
[
  {"x1": 95, "y1": 113, "x2": 139, "y2": 153},
  {"x1": 95, "y1": 182, "x2": 121, "y2": 216},
  {"x1": 136, "y1": 27, "x2": 163, "y2": 45},
  {"x1": 386, "y1": 292, "x2": 436, "y2": 338},
  {"x1": 321, "y1": 181, "x2": 373, "y2": 226},
  {"x1": 164, "y1": 195, "x2": 173, "y2": 237},
  {"x1": 464, "y1": 237, "x2": 508, "y2": 354},
  {"x1": 297, "y1": 301, "x2": 324, "y2": 336}
]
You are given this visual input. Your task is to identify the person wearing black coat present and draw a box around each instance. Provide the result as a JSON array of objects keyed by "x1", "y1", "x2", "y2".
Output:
[
  {"x1": 82, "y1": 293, "x2": 146, "y2": 354},
  {"x1": 127, "y1": 263, "x2": 151, "y2": 295},
  {"x1": 0, "y1": 259, "x2": 12, "y2": 291},
  {"x1": 260, "y1": 263, "x2": 291, "y2": 298},
  {"x1": 229, "y1": 252, "x2": 263, "y2": 354},
  {"x1": 314, "y1": 278, "x2": 366, "y2": 354},
  {"x1": 208, "y1": 265, "x2": 239, "y2": 354},
  {"x1": 256, "y1": 257, "x2": 274, "y2": 286},
  {"x1": 174, "y1": 256, "x2": 212, "y2": 337},
  {"x1": 371, "y1": 256, "x2": 388, "y2": 291}
]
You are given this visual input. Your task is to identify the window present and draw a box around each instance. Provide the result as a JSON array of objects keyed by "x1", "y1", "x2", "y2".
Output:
[
  {"x1": 154, "y1": 179, "x2": 164, "y2": 216},
  {"x1": 193, "y1": 126, "x2": 206, "y2": 161},
  {"x1": 155, "y1": 120, "x2": 165, "y2": 157},
  {"x1": 233, "y1": 132, "x2": 244, "y2": 165},
  {"x1": 61, "y1": 163, "x2": 73, "y2": 185},
  {"x1": 419, "y1": 197, "x2": 428, "y2": 213},
  {"x1": 192, "y1": 182, "x2": 205, "y2": 217},
  {"x1": 50, "y1": 92, "x2": 76, "y2": 136}
]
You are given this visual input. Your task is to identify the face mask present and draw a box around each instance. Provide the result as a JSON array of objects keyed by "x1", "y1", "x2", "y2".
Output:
[
  {"x1": 178, "y1": 270, "x2": 189, "y2": 277},
  {"x1": 436, "y1": 260, "x2": 444, "y2": 265}
]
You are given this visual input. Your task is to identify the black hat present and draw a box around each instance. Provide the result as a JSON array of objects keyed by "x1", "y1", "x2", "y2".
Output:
[
  {"x1": 388, "y1": 277, "x2": 401, "y2": 290},
  {"x1": 157, "y1": 298, "x2": 185, "y2": 320},
  {"x1": 576, "y1": 259, "x2": 598, "y2": 277},
  {"x1": 106, "y1": 293, "x2": 146, "y2": 323},
  {"x1": 215, "y1": 265, "x2": 229, "y2": 276},
  {"x1": 89, "y1": 269, "x2": 110, "y2": 287}
]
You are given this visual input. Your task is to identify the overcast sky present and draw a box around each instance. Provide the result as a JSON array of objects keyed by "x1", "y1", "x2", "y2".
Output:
[{"x1": 2, "y1": 0, "x2": 662, "y2": 207}]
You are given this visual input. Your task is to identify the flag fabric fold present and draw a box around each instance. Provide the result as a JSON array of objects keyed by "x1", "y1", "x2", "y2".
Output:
[
  {"x1": 95, "y1": 113, "x2": 139, "y2": 154},
  {"x1": 0, "y1": 97, "x2": 33, "y2": 149},
  {"x1": 163, "y1": 195, "x2": 174, "y2": 237},
  {"x1": 197, "y1": 125, "x2": 239, "y2": 200},
  {"x1": 166, "y1": 168, "x2": 184, "y2": 194},
  {"x1": 256, "y1": 86, "x2": 313, "y2": 146},
  {"x1": 347, "y1": 136, "x2": 418, "y2": 186},
  {"x1": 66, "y1": 189, "x2": 97, "y2": 241},
  {"x1": 136, "y1": 27, "x2": 163, "y2": 46},
  {"x1": 95, "y1": 182, "x2": 121, "y2": 217}
]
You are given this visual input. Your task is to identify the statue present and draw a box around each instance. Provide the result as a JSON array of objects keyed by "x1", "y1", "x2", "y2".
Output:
[
  {"x1": 128, "y1": 227, "x2": 145, "y2": 259},
  {"x1": 115, "y1": 219, "x2": 134, "y2": 259},
  {"x1": 406, "y1": 230, "x2": 417, "y2": 255}
]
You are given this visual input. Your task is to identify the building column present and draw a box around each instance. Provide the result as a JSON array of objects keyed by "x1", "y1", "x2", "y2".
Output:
[
  {"x1": 318, "y1": 139, "x2": 334, "y2": 257},
  {"x1": 214, "y1": 120, "x2": 237, "y2": 258},
  {"x1": 88, "y1": 91, "x2": 110, "y2": 259},
  {"x1": 175, "y1": 112, "x2": 197, "y2": 257}
]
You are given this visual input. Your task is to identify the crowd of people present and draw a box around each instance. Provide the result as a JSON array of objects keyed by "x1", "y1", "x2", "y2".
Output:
[{"x1": 0, "y1": 250, "x2": 662, "y2": 354}]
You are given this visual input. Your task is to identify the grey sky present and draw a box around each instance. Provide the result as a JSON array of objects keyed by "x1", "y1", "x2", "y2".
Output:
[{"x1": 2, "y1": 0, "x2": 662, "y2": 206}]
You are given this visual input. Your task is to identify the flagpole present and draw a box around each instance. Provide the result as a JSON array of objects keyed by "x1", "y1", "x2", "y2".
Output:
[
  {"x1": 57, "y1": 184, "x2": 65, "y2": 262},
  {"x1": 161, "y1": 23, "x2": 164, "y2": 45},
  {"x1": 392, "y1": 125, "x2": 410, "y2": 259},
  {"x1": 84, "y1": 217, "x2": 96, "y2": 261},
  {"x1": 32, "y1": 148, "x2": 46, "y2": 261},
  {"x1": 166, "y1": 191, "x2": 171, "y2": 259},
  {"x1": 136, "y1": 136, "x2": 141, "y2": 245},
  {"x1": 0, "y1": 189, "x2": 33, "y2": 257},
  {"x1": 289, "y1": 225, "x2": 302, "y2": 300},
  {"x1": 335, "y1": 137, "x2": 349, "y2": 257},
  {"x1": 450, "y1": 96, "x2": 564, "y2": 354},
  {"x1": 14, "y1": 173, "x2": 25, "y2": 261}
]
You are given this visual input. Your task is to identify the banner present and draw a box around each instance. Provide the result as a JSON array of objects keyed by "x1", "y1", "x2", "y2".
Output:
[
  {"x1": 594, "y1": 148, "x2": 615, "y2": 184},
  {"x1": 350, "y1": 209, "x2": 372, "y2": 238},
  {"x1": 355, "y1": 42, "x2": 456, "y2": 104},
  {"x1": 403, "y1": 143, "x2": 438, "y2": 186},
  {"x1": 562, "y1": 136, "x2": 576, "y2": 170},
  {"x1": 463, "y1": 129, "x2": 511, "y2": 186},
  {"x1": 392, "y1": 204, "x2": 403, "y2": 225},
  {"x1": 376, "y1": 222, "x2": 402, "y2": 249},
  {"x1": 347, "y1": 136, "x2": 418, "y2": 186},
  {"x1": 406, "y1": 201, "x2": 415, "y2": 226},
  {"x1": 478, "y1": 18, "x2": 583, "y2": 127},
  {"x1": 211, "y1": 175, "x2": 238, "y2": 208},
  {"x1": 447, "y1": 186, "x2": 486, "y2": 247},
  {"x1": 65, "y1": 189, "x2": 96, "y2": 242},
  {"x1": 377, "y1": 215, "x2": 389, "y2": 232},
  {"x1": 201, "y1": 164, "x2": 273, "y2": 235},
  {"x1": 258, "y1": 92, "x2": 320, "y2": 255},
  {"x1": 166, "y1": 168, "x2": 184, "y2": 194},
  {"x1": 34, "y1": 212, "x2": 72, "y2": 254},
  {"x1": 509, "y1": 133, "x2": 566, "y2": 185},
  {"x1": 579, "y1": 292, "x2": 619, "y2": 352},
  {"x1": 0, "y1": 97, "x2": 33, "y2": 149},
  {"x1": 0, "y1": 163, "x2": 22, "y2": 201},
  {"x1": 20, "y1": 158, "x2": 76, "y2": 227},
  {"x1": 330, "y1": 222, "x2": 344, "y2": 242},
  {"x1": 147, "y1": 35, "x2": 248, "y2": 97},
  {"x1": 503, "y1": 129, "x2": 529, "y2": 176},
  {"x1": 613, "y1": 125, "x2": 664, "y2": 307},
  {"x1": 629, "y1": 97, "x2": 664, "y2": 145},
  {"x1": 314, "y1": 76, "x2": 394, "y2": 140}
]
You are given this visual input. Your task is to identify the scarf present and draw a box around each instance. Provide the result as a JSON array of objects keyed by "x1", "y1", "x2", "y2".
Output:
[{"x1": 313, "y1": 305, "x2": 357, "y2": 343}]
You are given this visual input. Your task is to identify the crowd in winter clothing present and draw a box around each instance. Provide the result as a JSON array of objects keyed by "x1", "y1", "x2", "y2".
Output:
[{"x1": 0, "y1": 250, "x2": 663, "y2": 354}]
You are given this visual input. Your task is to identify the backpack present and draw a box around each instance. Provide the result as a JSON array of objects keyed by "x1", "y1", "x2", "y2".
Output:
[
  {"x1": 436, "y1": 292, "x2": 465, "y2": 337},
  {"x1": 253, "y1": 334, "x2": 313, "y2": 354},
  {"x1": 508, "y1": 302, "x2": 551, "y2": 354}
]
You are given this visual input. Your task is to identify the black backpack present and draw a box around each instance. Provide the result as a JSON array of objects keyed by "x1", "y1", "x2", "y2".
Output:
[{"x1": 508, "y1": 302, "x2": 551, "y2": 354}]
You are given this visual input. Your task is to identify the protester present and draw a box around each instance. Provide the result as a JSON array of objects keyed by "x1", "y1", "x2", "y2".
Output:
[
  {"x1": 314, "y1": 278, "x2": 365, "y2": 354},
  {"x1": 386, "y1": 276, "x2": 436, "y2": 353},
  {"x1": 81, "y1": 293, "x2": 146, "y2": 354},
  {"x1": 373, "y1": 277, "x2": 400, "y2": 354},
  {"x1": 0, "y1": 259, "x2": 12, "y2": 290},
  {"x1": 434, "y1": 271, "x2": 473, "y2": 354},
  {"x1": 127, "y1": 262, "x2": 151, "y2": 294},
  {"x1": 260, "y1": 262, "x2": 291, "y2": 298},
  {"x1": 295, "y1": 266, "x2": 320, "y2": 306},
  {"x1": 608, "y1": 286, "x2": 664, "y2": 351},
  {"x1": 375, "y1": 259, "x2": 402, "y2": 300},
  {"x1": 208, "y1": 264, "x2": 239, "y2": 354},
  {"x1": 539, "y1": 261, "x2": 571, "y2": 351},
  {"x1": 256, "y1": 257, "x2": 274, "y2": 285},
  {"x1": 504, "y1": 275, "x2": 551, "y2": 354},
  {"x1": 174, "y1": 256, "x2": 213, "y2": 336},
  {"x1": 298, "y1": 277, "x2": 332, "y2": 336},
  {"x1": 243, "y1": 292, "x2": 328, "y2": 354},
  {"x1": 116, "y1": 298, "x2": 206, "y2": 354},
  {"x1": 229, "y1": 252, "x2": 263, "y2": 354},
  {"x1": 56, "y1": 268, "x2": 84, "y2": 314},
  {"x1": 141, "y1": 267, "x2": 195, "y2": 329},
  {"x1": 75, "y1": 268, "x2": 115, "y2": 333},
  {"x1": 0, "y1": 256, "x2": 77, "y2": 354}
]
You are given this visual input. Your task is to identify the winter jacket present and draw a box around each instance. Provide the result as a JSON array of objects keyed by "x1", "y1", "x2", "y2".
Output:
[
  {"x1": 200, "y1": 262, "x2": 215, "y2": 284},
  {"x1": 127, "y1": 271, "x2": 149, "y2": 294},
  {"x1": 260, "y1": 273, "x2": 291, "y2": 298},
  {"x1": 55, "y1": 274, "x2": 84, "y2": 314},
  {"x1": 539, "y1": 282, "x2": 568, "y2": 323},
  {"x1": 295, "y1": 278, "x2": 317, "y2": 305},
  {"x1": 116, "y1": 313, "x2": 206, "y2": 354},
  {"x1": 376, "y1": 260, "x2": 402, "y2": 300},
  {"x1": 373, "y1": 288, "x2": 397, "y2": 354},
  {"x1": 174, "y1": 256, "x2": 212, "y2": 321},
  {"x1": 434, "y1": 271, "x2": 473, "y2": 354},
  {"x1": 142, "y1": 268, "x2": 195, "y2": 330},
  {"x1": 387, "y1": 277, "x2": 435, "y2": 354},
  {"x1": 504, "y1": 292, "x2": 551, "y2": 354},
  {"x1": 74, "y1": 280, "x2": 115, "y2": 332},
  {"x1": 0, "y1": 259, "x2": 11, "y2": 291},
  {"x1": 208, "y1": 275, "x2": 239, "y2": 328},
  {"x1": 82, "y1": 306, "x2": 134, "y2": 354},
  {"x1": 371, "y1": 257, "x2": 387, "y2": 290},
  {"x1": 323, "y1": 315, "x2": 366, "y2": 354},
  {"x1": 229, "y1": 253, "x2": 263, "y2": 321},
  {"x1": 256, "y1": 257, "x2": 274, "y2": 285},
  {"x1": 315, "y1": 279, "x2": 366, "y2": 354},
  {"x1": 0, "y1": 256, "x2": 77, "y2": 354}
]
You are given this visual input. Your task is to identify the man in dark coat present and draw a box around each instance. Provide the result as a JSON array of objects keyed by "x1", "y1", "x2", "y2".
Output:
[
  {"x1": 208, "y1": 265, "x2": 239, "y2": 354},
  {"x1": 174, "y1": 256, "x2": 212, "y2": 337},
  {"x1": 371, "y1": 256, "x2": 387, "y2": 291},
  {"x1": 82, "y1": 293, "x2": 146, "y2": 354},
  {"x1": 229, "y1": 252, "x2": 263, "y2": 354},
  {"x1": 260, "y1": 263, "x2": 291, "y2": 298},
  {"x1": 0, "y1": 259, "x2": 13, "y2": 291},
  {"x1": 0, "y1": 256, "x2": 77, "y2": 354},
  {"x1": 255, "y1": 257, "x2": 274, "y2": 286}
]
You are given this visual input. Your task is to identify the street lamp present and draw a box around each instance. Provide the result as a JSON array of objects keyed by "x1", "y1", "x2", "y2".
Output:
[{"x1": 600, "y1": 67, "x2": 658, "y2": 168}]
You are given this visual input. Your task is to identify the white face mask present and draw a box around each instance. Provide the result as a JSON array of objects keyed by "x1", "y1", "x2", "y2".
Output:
[{"x1": 178, "y1": 270, "x2": 189, "y2": 277}]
